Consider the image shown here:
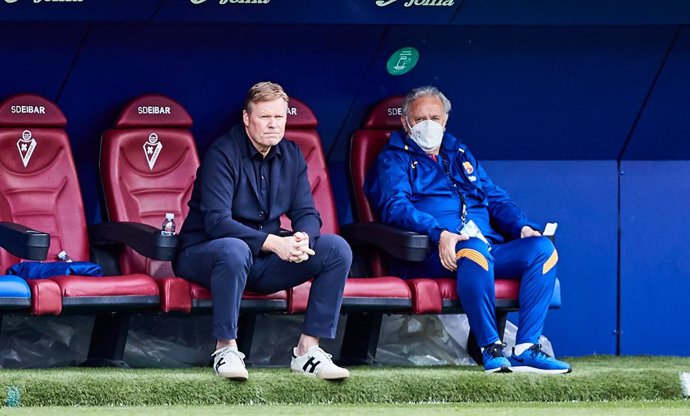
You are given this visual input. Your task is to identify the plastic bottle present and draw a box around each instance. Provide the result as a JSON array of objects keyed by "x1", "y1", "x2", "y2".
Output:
[
  {"x1": 57, "y1": 250, "x2": 74, "y2": 263},
  {"x1": 161, "y1": 212, "x2": 176, "y2": 236}
]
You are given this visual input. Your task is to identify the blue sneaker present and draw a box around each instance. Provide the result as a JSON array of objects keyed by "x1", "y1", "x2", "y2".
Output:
[
  {"x1": 509, "y1": 344, "x2": 572, "y2": 374},
  {"x1": 482, "y1": 343, "x2": 511, "y2": 373}
]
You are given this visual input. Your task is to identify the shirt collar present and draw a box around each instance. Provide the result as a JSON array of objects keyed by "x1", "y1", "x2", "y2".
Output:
[{"x1": 244, "y1": 133, "x2": 283, "y2": 161}]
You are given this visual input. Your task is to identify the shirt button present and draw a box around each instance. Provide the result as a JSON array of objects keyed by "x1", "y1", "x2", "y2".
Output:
[
  {"x1": 259, "y1": 225, "x2": 263, "y2": 229},
  {"x1": 259, "y1": 211, "x2": 265, "y2": 217}
]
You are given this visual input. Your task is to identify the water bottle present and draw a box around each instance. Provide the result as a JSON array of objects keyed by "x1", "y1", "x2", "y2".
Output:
[
  {"x1": 161, "y1": 212, "x2": 176, "y2": 236},
  {"x1": 57, "y1": 250, "x2": 74, "y2": 263}
]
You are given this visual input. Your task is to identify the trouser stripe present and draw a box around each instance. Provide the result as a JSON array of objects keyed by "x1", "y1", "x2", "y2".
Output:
[
  {"x1": 455, "y1": 248, "x2": 489, "y2": 271},
  {"x1": 542, "y1": 249, "x2": 558, "y2": 274}
]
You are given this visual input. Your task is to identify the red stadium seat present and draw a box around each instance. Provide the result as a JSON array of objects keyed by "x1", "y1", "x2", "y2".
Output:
[
  {"x1": 0, "y1": 94, "x2": 160, "y2": 364},
  {"x1": 281, "y1": 98, "x2": 412, "y2": 364},
  {"x1": 99, "y1": 94, "x2": 289, "y2": 318},
  {"x1": 282, "y1": 98, "x2": 411, "y2": 312}
]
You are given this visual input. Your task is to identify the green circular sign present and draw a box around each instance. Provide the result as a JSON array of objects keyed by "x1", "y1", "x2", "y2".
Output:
[{"x1": 386, "y1": 47, "x2": 419, "y2": 76}]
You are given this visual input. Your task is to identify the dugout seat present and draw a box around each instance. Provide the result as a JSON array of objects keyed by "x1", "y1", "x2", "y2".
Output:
[
  {"x1": 0, "y1": 274, "x2": 33, "y2": 337},
  {"x1": 0, "y1": 276, "x2": 31, "y2": 311},
  {"x1": 99, "y1": 94, "x2": 288, "y2": 356},
  {"x1": 347, "y1": 96, "x2": 561, "y2": 362},
  {"x1": 0, "y1": 94, "x2": 161, "y2": 365},
  {"x1": 280, "y1": 98, "x2": 412, "y2": 364}
]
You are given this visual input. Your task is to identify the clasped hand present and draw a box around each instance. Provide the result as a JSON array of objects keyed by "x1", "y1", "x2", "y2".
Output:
[{"x1": 265, "y1": 231, "x2": 315, "y2": 263}]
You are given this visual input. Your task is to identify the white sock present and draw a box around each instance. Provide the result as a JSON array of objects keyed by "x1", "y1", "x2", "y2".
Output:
[
  {"x1": 513, "y1": 342, "x2": 533, "y2": 356},
  {"x1": 215, "y1": 345, "x2": 238, "y2": 353}
]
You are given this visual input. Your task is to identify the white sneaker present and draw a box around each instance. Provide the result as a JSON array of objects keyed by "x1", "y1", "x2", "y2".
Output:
[
  {"x1": 212, "y1": 347, "x2": 248, "y2": 380},
  {"x1": 291, "y1": 346, "x2": 350, "y2": 380}
]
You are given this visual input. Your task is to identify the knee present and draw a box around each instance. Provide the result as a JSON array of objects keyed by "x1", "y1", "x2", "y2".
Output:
[
  {"x1": 529, "y1": 237, "x2": 558, "y2": 275},
  {"x1": 454, "y1": 238, "x2": 492, "y2": 272},
  {"x1": 315, "y1": 234, "x2": 353, "y2": 268},
  {"x1": 213, "y1": 238, "x2": 253, "y2": 271}
]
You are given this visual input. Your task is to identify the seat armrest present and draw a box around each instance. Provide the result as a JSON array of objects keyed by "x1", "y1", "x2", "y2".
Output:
[
  {"x1": 89, "y1": 222, "x2": 177, "y2": 261},
  {"x1": 340, "y1": 222, "x2": 430, "y2": 262},
  {"x1": 0, "y1": 221, "x2": 50, "y2": 260}
]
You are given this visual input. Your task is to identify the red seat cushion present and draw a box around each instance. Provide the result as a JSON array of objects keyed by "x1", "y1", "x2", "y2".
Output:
[
  {"x1": 406, "y1": 278, "x2": 442, "y2": 314},
  {"x1": 189, "y1": 283, "x2": 287, "y2": 301},
  {"x1": 51, "y1": 274, "x2": 159, "y2": 297},
  {"x1": 436, "y1": 278, "x2": 520, "y2": 302},
  {"x1": 288, "y1": 277, "x2": 413, "y2": 314},
  {"x1": 343, "y1": 277, "x2": 411, "y2": 298},
  {"x1": 27, "y1": 279, "x2": 62, "y2": 315}
]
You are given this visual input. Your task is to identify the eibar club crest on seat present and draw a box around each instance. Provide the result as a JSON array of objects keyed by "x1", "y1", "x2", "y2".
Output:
[
  {"x1": 143, "y1": 132, "x2": 163, "y2": 170},
  {"x1": 17, "y1": 129, "x2": 37, "y2": 168}
]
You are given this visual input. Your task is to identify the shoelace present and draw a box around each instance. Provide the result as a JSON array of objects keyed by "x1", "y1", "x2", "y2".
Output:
[
  {"x1": 309, "y1": 346, "x2": 333, "y2": 361},
  {"x1": 526, "y1": 343, "x2": 550, "y2": 359},
  {"x1": 213, "y1": 347, "x2": 245, "y2": 363},
  {"x1": 484, "y1": 342, "x2": 507, "y2": 359}
]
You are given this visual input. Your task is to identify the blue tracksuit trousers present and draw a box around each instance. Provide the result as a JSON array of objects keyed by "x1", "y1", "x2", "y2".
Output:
[
  {"x1": 173, "y1": 234, "x2": 351, "y2": 341},
  {"x1": 395, "y1": 236, "x2": 557, "y2": 347}
]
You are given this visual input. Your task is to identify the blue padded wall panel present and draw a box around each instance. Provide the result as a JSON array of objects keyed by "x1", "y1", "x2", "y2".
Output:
[
  {"x1": 454, "y1": 0, "x2": 690, "y2": 25},
  {"x1": 484, "y1": 160, "x2": 618, "y2": 356},
  {"x1": 333, "y1": 25, "x2": 674, "y2": 163},
  {"x1": 0, "y1": 23, "x2": 86, "y2": 100},
  {"x1": 56, "y1": 24, "x2": 383, "y2": 223},
  {"x1": 620, "y1": 161, "x2": 690, "y2": 355},
  {"x1": 624, "y1": 28, "x2": 690, "y2": 160}
]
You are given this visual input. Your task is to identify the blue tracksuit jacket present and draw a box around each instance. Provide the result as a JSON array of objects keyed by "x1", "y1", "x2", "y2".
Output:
[{"x1": 364, "y1": 130, "x2": 537, "y2": 246}]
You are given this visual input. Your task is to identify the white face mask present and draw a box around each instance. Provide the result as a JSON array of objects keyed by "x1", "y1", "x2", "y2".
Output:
[{"x1": 406, "y1": 119, "x2": 444, "y2": 153}]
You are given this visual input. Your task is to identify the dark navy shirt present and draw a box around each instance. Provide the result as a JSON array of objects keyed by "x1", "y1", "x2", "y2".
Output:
[{"x1": 246, "y1": 136, "x2": 280, "y2": 214}]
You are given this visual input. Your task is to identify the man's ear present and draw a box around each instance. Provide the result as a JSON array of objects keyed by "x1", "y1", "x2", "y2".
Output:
[
  {"x1": 400, "y1": 115, "x2": 410, "y2": 134},
  {"x1": 242, "y1": 110, "x2": 249, "y2": 127}
]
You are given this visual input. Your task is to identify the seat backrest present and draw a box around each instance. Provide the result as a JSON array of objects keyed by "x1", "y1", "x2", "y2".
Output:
[
  {"x1": 349, "y1": 96, "x2": 404, "y2": 276},
  {"x1": 100, "y1": 95, "x2": 199, "y2": 277},
  {"x1": 282, "y1": 98, "x2": 339, "y2": 235},
  {"x1": 0, "y1": 94, "x2": 90, "y2": 268},
  {"x1": 350, "y1": 96, "x2": 404, "y2": 223}
]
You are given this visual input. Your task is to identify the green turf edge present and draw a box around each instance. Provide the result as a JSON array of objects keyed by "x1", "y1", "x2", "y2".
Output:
[
  {"x1": 1, "y1": 356, "x2": 688, "y2": 407},
  {"x1": 3, "y1": 401, "x2": 690, "y2": 416}
]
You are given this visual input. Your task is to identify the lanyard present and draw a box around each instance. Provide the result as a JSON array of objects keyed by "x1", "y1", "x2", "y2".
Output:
[{"x1": 439, "y1": 154, "x2": 467, "y2": 225}]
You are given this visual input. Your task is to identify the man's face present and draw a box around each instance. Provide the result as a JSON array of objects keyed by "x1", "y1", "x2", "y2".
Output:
[
  {"x1": 401, "y1": 95, "x2": 448, "y2": 134},
  {"x1": 243, "y1": 98, "x2": 288, "y2": 156}
]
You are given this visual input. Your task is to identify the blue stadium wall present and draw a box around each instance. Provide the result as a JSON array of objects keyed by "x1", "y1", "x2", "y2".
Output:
[{"x1": 2, "y1": 0, "x2": 690, "y2": 357}]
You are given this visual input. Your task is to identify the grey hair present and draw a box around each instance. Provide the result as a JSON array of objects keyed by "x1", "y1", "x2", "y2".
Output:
[{"x1": 401, "y1": 86, "x2": 452, "y2": 116}]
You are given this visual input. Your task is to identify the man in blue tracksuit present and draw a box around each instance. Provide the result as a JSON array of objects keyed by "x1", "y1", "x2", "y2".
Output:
[{"x1": 365, "y1": 86, "x2": 570, "y2": 374}]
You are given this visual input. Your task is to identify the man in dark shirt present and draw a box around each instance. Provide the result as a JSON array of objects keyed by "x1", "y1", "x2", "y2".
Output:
[{"x1": 174, "y1": 81, "x2": 351, "y2": 380}]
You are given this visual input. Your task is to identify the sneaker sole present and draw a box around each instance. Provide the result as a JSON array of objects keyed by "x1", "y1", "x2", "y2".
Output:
[
  {"x1": 215, "y1": 370, "x2": 249, "y2": 380},
  {"x1": 510, "y1": 366, "x2": 571, "y2": 374},
  {"x1": 291, "y1": 369, "x2": 350, "y2": 380},
  {"x1": 484, "y1": 365, "x2": 512, "y2": 373}
]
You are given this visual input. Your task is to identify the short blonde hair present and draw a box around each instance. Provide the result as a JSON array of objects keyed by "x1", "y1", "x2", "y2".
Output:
[{"x1": 244, "y1": 81, "x2": 289, "y2": 113}]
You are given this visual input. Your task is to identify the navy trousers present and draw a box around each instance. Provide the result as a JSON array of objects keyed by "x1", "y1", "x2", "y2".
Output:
[
  {"x1": 173, "y1": 234, "x2": 351, "y2": 341},
  {"x1": 394, "y1": 236, "x2": 558, "y2": 347}
]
